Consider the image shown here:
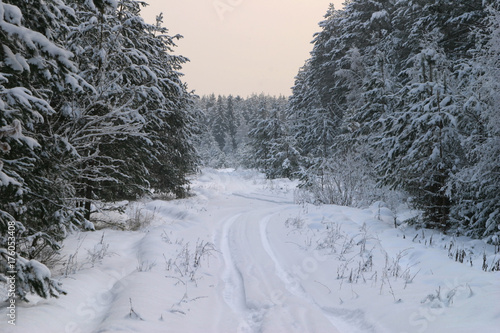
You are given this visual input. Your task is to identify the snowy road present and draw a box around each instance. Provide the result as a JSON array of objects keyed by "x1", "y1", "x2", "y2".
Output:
[
  {"x1": 1, "y1": 168, "x2": 499, "y2": 332},
  {"x1": 211, "y1": 183, "x2": 377, "y2": 333},
  {"x1": 219, "y1": 210, "x2": 346, "y2": 333}
]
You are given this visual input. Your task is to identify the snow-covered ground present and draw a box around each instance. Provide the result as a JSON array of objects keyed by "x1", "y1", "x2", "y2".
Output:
[{"x1": 1, "y1": 168, "x2": 499, "y2": 332}]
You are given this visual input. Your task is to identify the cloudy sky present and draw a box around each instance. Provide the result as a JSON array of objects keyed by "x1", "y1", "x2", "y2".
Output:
[{"x1": 141, "y1": 1, "x2": 344, "y2": 97}]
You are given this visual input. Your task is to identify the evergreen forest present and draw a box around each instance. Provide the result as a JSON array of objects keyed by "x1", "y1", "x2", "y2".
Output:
[{"x1": 1, "y1": 0, "x2": 499, "y2": 301}]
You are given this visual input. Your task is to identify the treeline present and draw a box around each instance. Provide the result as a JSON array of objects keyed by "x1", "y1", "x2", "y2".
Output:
[
  {"x1": 193, "y1": 93, "x2": 291, "y2": 176},
  {"x1": 199, "y1": 1, "x2": 500, "y2": 242},
  {"x1": 286, "y1": 0, "x2": 500, "y2": 238},
  {"x1": 0, "y1": 0, "x2": 196, "y2": 299}
]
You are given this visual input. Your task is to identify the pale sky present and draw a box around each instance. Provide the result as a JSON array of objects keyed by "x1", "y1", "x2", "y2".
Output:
[{"x1": 141, "y1": 1, "x2": 344, "y2": 97}]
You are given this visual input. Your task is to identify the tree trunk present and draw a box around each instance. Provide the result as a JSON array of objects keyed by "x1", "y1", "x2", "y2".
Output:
[{"x1": 84, "y1": 186, "x2": 92, "y2": 221}]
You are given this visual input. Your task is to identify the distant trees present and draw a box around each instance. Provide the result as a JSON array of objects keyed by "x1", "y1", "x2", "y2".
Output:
[
  {"x1": 247, "y1": 99, "x2": 297, "y2": 179},
  {"x1": 1, "y1": 0, "x2": 196, "y2": 300},
  {"x1": 193, "y1": 94, "x2": 292, "y2": 177}
]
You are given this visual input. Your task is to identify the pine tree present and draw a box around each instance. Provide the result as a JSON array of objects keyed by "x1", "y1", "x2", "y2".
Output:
[
  {"x1": 375, "y1": 35, "x2": 464, "y2": 230},
  {"x1": 247, "y1": 98, "x2": 294, "y2": 178},
  {"x1": 126, "y1": 10, "x2": 197, "y2": 198},
  {"x1": 57, "y1": 0, "x2": 196, "y2": 209},
  {"x1": 225, "y1": 95, "x2": 238, "y2": 152},
  {"x1": 1, "y1": 0, "x2": 197, "y2": 301},
  {"x1": 0, "y1": 0, "x2": 80, "y2": 300},
  {"x1": 195, "y1": 94, "x2": 292, "y2": 171},
  {"x1": 193, "y1": 105, "x2": 225, "y2": 168},
  {"x1": 212, "y1": 95, "x2": 228, "y2": 151},
  {"x1": 448, "y1": 4, "x2": 500, "y2": 238},
  {"x1": 287, "y1": 1, "x2": 393, "y2": 203}
]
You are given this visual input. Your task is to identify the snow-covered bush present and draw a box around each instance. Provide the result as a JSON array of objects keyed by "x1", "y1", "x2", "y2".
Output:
[{"x1": 1, "y1": 249, "x2": 66, "y2": 301}]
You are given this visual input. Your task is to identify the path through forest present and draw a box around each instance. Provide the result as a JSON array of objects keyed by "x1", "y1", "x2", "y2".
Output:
[{"x1": 1, "y1": 169, "x2": 499, "y2": 333}]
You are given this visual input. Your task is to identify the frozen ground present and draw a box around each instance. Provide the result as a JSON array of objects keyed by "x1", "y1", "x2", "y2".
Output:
[{"x1": 1, "y1": 168, "x2": 499, "y2": 332}]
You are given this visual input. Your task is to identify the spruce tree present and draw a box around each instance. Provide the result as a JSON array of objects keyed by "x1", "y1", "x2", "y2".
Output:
[
  {"x1": 58, "y1": 0, "x2": 196, "y2": 208},
  {"x1": 212, "y1": 95, "x2": 228, "y2": 151},
  {"x1": 0, "y1": 0, "x2": 81, "y2": 300},
  {"x1": 448, "y1": 4, "x2": 500, "y2": 238}
]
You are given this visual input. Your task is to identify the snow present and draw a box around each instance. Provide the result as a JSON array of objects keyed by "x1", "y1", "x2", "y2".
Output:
[
  {"x1": 0, "y1": 119, "x2": 40, "y2": 152},
  {"x1": 1, "y1": 168, "x2": 499, "y2": 332},
  {"x1": 2, "y1": 45, "x2": 29, "y2": 72},
  {"x1": 4, "y1": 87, "x2": 52, "y2": 119},
  {"x1": 370, "y1": 10, "x2": 388, "y2": 22},
  {"x1": 0, "y1": 3, "x2": 76, "y2": 72},
  {"x1": 2, "y1": 3, "x2": 22, "y2": 26},
  {"x1": 65, "y1": 74, "x2": 83, "y2": 92},
  {"x1": 0, "y1": 168, "x2": 21, "y2": 187}
]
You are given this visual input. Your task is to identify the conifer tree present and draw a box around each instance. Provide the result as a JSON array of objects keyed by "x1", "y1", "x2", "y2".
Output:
[
  {"x1": 57, "y1": 0, "x2": 196, "y2": 208},
  {"x1": 448, "y1": 4, "x2": 500, "y2": 238},
  {"x1": 0, "y1": 0, "x2": 81, "y2": 300},
  {"x1": 376, "y1": 39, "x2": 463, "y2": 229},
  {"x1": 212, "y1": 95, "x2": 228, "y2": 151}
]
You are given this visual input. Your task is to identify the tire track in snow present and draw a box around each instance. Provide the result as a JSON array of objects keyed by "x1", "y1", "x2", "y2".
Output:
[
  {"x1": 259, "y1": 214, "x2": 377, "y2": 333},
  {"x1": 221, "y1": 214, "x2": 246, "y2": 311},
  {"x1": 220, "y1": 209, "x2": 342, "y2": 333},
  {"x1": 220, "y1": 213, "x2": 265, "y2": 333},
  {"x1": 232, "y1": 192, "x2": 294, "y2": 205}
]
